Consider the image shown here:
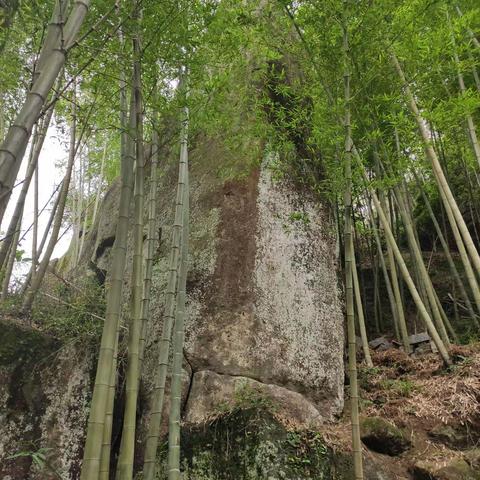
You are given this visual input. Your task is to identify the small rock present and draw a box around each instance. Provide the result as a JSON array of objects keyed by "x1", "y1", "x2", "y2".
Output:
[
  {"x1": 411, "y1": 458, "x2": 480, "y2": 480},
  {"x1": 429, "y1": 424, "x2": 470, "y2": 449},
  {"x1": 360, "y1": 416, "x2": 411, "y2": 456},
  {"x1": 464, "y1": 448, "x2": 480, "y2": 469}
]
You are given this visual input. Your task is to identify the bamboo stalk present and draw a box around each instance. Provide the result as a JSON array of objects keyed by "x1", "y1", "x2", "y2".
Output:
[
  {"x1": 363, "y1": 171, "x2": 451, "y2": 365},
  {"x1": 391, "y1": 52, "x2": 480, "y2": 281},
  {"x1": 80, "y1": 80, "x2": 135, "y2": 480},
  {"x1": 351, "y1": 231, "x2": 373, "y2": 367},
  {"x1": 97, "y1": 52, "x2": 134, "y2": 480},
  {"x1": 22, "y1": 83, "x2": 78, "y2": 312},
  {"x1": 167, "y1": 103, "x2": 189, "y2": 480},
  {"x1": 117, "y1": 20, "x2": 146, "y2": 478},
  {"x1": 342, "y1": 8, "x2": 364, "y2": 478},
  {"x1": 143, "y1": 85, "x2": 188, "y2": 480},
  {"x1": 0, "y1": 0, "x2": 91, "y2": 223}
]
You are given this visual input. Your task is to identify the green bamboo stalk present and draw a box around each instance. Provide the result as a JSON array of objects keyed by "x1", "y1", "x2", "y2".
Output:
[
  {"x1": 98, "y1": 59, "x2": 134, "y2": 480},
  {"x1": 447, "y1": 10, "x2": 480, "y2": 169},
  {"x1": 454, "y1": 5, "x2": 480, "y2": 51},
  {"x1": 19, "y1": 184, "x2": 62, "y2": 296},
  {"x1": 435, "y1": 166, "x2": 480, "y2": 316},
  {"x1": 373, "y1": 152, "x2": 410, "y2": 351},
  {"x1": 393, "y1": 186, "x2": 451, "y2": 347},
  {"x1": 391, "y1": 52, "x2": 480, "y2": 281},
  {"x1": 143, "y1": 92, "x2": 188, "y2": 480},
  {"x1": 0, "y1": 0, "x2": 91, "y2": 223},
  {"x1": 351, "y1": 231, "x2": 373, "y2": 367},
  {"x1": 22, "y1": 84, "x2": 78, "y2": 312},
  {"x1": 367, "y1": 199, "x2": 403, "y2": 345},
  {"x1": 414, "y1": 171, "x2": 479, "y2": 327},
  {"x1": 433, "y1": 289, "x2": 459, "y2": 343},
  {"x1": 342, "y1": 8, "x2": 364, "y2": 478},
  {"x1": 0, "y1": 103, "x2": 54, "y2": 271},
  {"x1": 80, "y1": 87, "x2": 135, "y2": 480},
  {"x1": 138, "y1": 113, "x2": 160, "y2": 375},
  {"x1": 1, "y1": 214, "x2": 22, "y2": 299},
  {"x1": 117, "y1": 24, "x2": 146, "y2": 479},
  {"x1": 365, "y1": 179, "x2": 451, "y2": 365},
  {"x1": 167, "y1": 105, "x2": 189, "y2": 480}
]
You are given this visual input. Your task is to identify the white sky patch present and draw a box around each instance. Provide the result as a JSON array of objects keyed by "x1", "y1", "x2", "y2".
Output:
[{"x1": 2, "y1": 121, "x2": 73, "y2": 285}]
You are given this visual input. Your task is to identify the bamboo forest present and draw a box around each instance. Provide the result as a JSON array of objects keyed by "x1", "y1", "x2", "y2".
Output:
[{"x1": 2, "y1": 0, "x2": 480, "y2": 479}]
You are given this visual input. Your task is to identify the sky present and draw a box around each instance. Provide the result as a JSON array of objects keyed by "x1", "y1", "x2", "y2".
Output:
[{"x1": 2, "y1": 121, "x2": 73, "y2": 286}]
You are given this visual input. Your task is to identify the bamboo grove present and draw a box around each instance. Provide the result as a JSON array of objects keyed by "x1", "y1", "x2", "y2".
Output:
[{"x1": 0, "y1": 0, "x2": 480, "y2": 478}]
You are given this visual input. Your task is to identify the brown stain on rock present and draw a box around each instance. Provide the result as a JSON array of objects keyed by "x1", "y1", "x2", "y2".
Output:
[
  {"x1": 210, "y1": 169, "x2": 260, "y2": 311},
  {"x1": 187, "y1": 168, "x2": 260, "y2": 374}
]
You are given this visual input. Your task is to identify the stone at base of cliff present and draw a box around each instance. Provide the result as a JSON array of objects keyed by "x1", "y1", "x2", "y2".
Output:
[
  {"x1": 360, "y1": 416, "x2": 411, "y2": 456},
  {"x1": 464, "y1": 448, "x2": 480, "y2": 470},
  {"x1": 412, "y1": 458, "x2": 480, "y2": 480},
  {"x1": 184, "y1": 370, "x2": 323, "y2": 428},
  {"x1": 153, "y1": 407, "x2": 394, "y2": 480},
  {"x1": 429, "y1": 424, "x2": 471, "y2": 449}
]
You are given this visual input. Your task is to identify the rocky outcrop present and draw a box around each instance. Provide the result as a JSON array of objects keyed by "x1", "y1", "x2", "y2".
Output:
[
  {"x1": 412, "y1": 458, "x2": 480, "y2": 480},
  {"x1": 0, "y1": 133, "x2": 344, "y2": 477},
  {"x1": 181, "y1": 162, "x2": 344, "y2": 421},
  {"x1": 158, "y1": 407, "x2": 394, "y2": 480},
  {"x1": 184, "y1": 370, "x2": 323, "y2": 427},
  {"x1": 360, "y1": 416, "x2": 412, "y2": 456},
  {"x1": 0, "y1": 321, "x2": 92, "y2": 479}
]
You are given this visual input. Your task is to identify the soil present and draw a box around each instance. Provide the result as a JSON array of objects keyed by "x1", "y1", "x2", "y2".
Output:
[{"x1": 324, "y1": 344, "x2": 480, "y2": 479}]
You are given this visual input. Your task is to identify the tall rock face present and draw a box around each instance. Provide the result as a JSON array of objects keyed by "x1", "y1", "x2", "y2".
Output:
[
  {"x1": 181, "y1": 161, "x2": 344, "y2": 424},
  {"x1": 0, "y1": 134, "x2": 344, "y2": 478},
  {"x1": 127, "y1": 136, "x2": 344, "y2": 431}
]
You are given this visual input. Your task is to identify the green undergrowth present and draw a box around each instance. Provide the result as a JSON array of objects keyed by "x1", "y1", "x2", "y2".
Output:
[
  {"x1": 2, "y1": 276, "x2": 105, "y2": 342},
  {"x1": 31, "y1": 278, "x2": 105, "y2": 341},
  {"x1": 159, "y1": 407, "x2": 332, "y2": 480},
  {"x1": 214, "y1": 383, "x2": 276, "y2": 416}
]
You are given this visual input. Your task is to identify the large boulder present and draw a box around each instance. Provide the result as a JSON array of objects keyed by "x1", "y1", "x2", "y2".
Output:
[
  {"x1": 154, "y1": 407, "x2": 394, "y2": 480},
  {"x1": 412, "y1": 458, "x2": 480, "y2": 480},
  {"x1": 184, "y1": 370, "x2": 323, "y2": 427},
  {"x1": 1, "y1": 136, "x2": 345, "y2": 478},
  {"x1": 99, "y1": 138, "x2": 344, "y2": 426},
  {"x1": 0, "y1": 321, "x2": 92, "y2": 479}
]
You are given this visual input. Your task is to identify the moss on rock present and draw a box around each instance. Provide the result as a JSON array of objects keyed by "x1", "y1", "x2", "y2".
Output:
[
  {"x1": 154, "y1": 408, "x2": 330, "y2": 480},
  {"x1": 360, "y1": 416, "x2": 411, "y2": 456}
]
